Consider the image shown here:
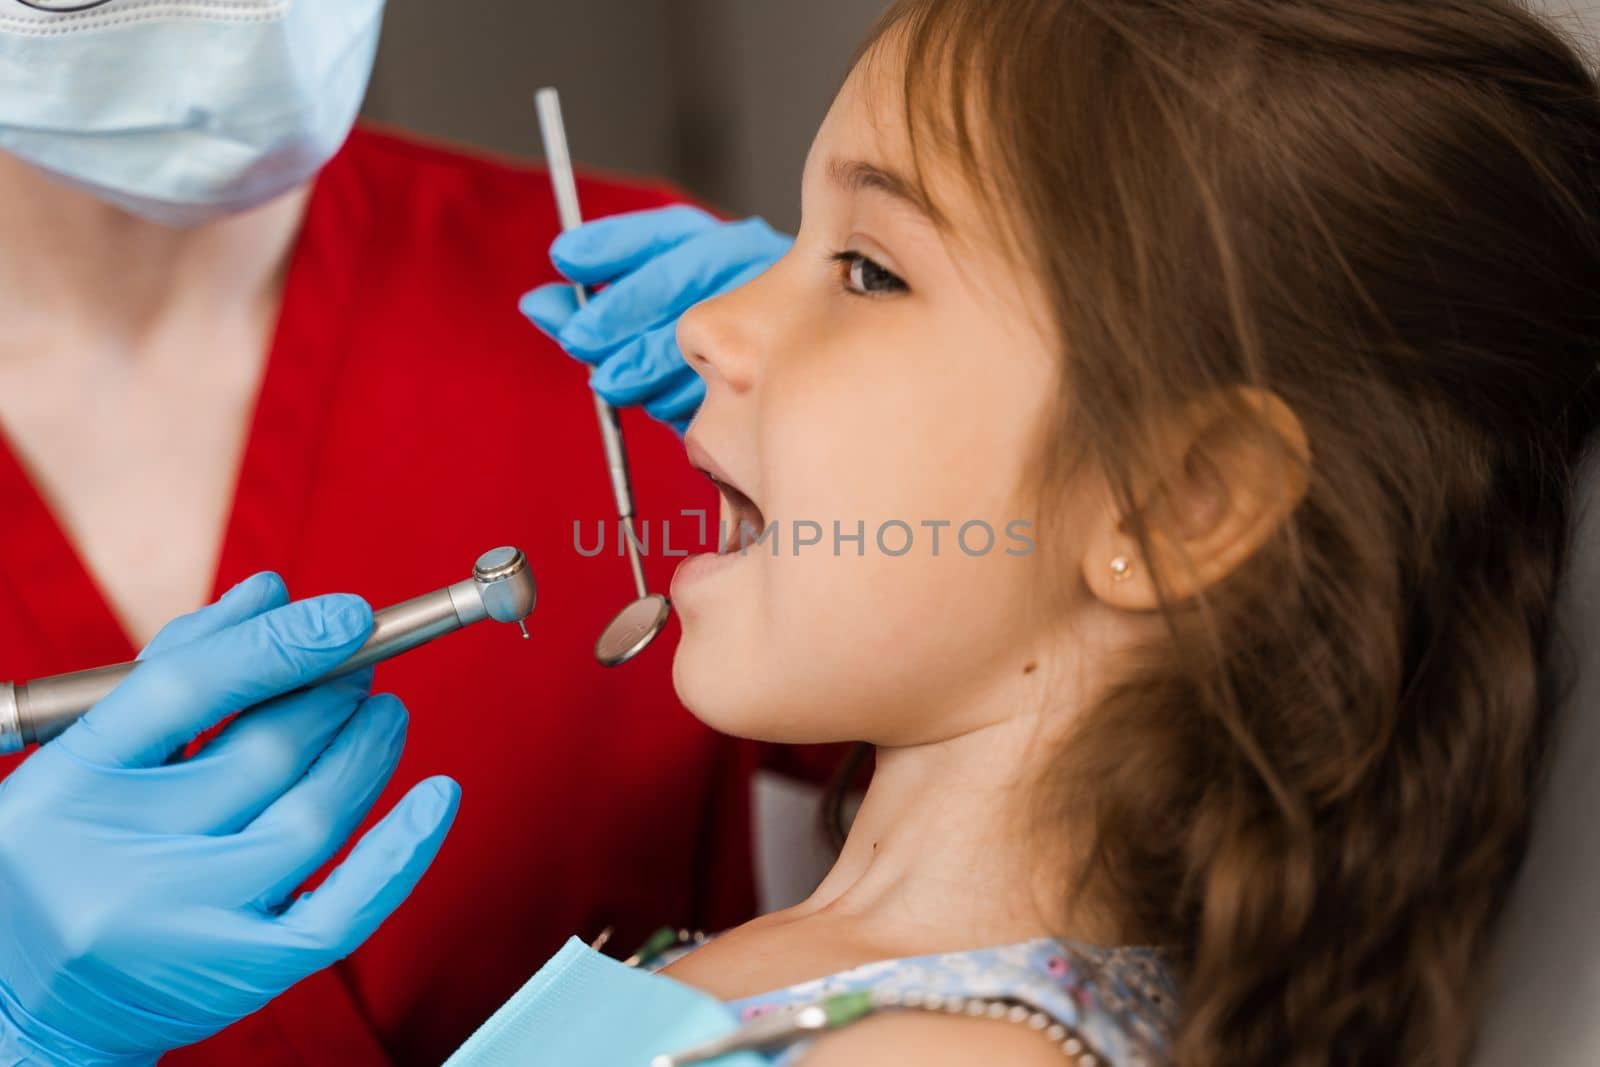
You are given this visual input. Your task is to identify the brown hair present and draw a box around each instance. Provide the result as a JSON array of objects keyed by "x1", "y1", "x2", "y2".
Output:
[{"x1": 858, "y1": 1, "x2": 1600, "y2": 1063}]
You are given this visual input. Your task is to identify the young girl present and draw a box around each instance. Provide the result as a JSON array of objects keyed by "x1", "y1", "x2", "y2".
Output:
[{"x1": 531, "y1": 0, "x2": 1600, "y2": 1062}]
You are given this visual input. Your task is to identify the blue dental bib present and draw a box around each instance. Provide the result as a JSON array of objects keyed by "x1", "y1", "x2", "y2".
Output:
[{"x1": 444, "y1": 937, "x2": 764, "y2": 1067}]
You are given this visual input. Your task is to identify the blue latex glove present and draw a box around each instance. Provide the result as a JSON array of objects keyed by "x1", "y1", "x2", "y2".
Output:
[
  {"x1": 520, "y1": 205, "x2": 793, "y2": 435},
  {"x1": 0, "y1": 574, "x2": 461, "y2": 1067}
]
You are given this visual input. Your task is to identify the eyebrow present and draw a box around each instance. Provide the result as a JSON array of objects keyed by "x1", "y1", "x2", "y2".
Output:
[{"x1": 826, "y1": 158, "x2": 943, "y2": 225}]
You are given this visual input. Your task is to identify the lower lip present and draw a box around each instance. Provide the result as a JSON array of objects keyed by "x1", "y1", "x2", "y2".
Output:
[{"x1": 671, "y1": 550, "x2": 747, "y2": 596}]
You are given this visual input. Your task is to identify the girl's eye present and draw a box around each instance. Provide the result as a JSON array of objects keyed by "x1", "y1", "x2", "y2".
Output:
[{"x1": 832, "y1": 251, "x2": 908, "y2": 296}]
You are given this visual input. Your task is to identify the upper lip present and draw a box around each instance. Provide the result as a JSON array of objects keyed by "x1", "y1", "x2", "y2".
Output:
[
  {"x1": 685, "y1": 436, "x2": 761, "y2": 510},
  {"x1": 685, "y1": 435, "x2": 742, "y2": 496}
]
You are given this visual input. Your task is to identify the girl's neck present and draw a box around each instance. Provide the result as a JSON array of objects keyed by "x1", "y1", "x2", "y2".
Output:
[
  {"x1": 787, "y1": 712, "x2": 1120, "y2": 956},
  {"x1": 661, "y1": 706, "x2": 1124, "y2": 1004}
]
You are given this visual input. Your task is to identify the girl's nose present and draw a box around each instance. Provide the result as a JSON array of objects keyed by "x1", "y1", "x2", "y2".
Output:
[{"x1": 677, "y1": 264, "x2": 780, "y2": 396}]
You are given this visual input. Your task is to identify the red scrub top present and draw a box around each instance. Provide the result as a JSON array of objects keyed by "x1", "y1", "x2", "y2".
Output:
[{"x1": 0, "y1": 126, "x2": 757, "y2": 1066}]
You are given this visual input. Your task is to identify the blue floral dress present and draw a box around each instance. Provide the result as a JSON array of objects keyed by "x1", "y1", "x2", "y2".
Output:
[{"x1": 660, "y1": 938, "x2": 1179, "y2": 1065}]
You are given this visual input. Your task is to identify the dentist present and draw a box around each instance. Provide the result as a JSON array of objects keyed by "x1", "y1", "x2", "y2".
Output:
[{"x1": 0, "y1": 0, "x2": 781, "y2": 1064}]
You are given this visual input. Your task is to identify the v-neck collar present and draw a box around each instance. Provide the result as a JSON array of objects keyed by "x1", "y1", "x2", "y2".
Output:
[
  {"x1": 0, "y1": 439, "x2": 132, "y2": 669},
  {"x1": 0, "y1": 148, "x2": 371, "y2": 668}
]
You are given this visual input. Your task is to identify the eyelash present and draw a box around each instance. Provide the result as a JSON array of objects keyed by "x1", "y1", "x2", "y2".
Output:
[{"x1": 830, "y1": 251, "x2": 909, "y2": 297}]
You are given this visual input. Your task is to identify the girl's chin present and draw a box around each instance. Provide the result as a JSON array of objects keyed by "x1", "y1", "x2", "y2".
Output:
[{"x1": 672, "y1": 652, "x2": 802, "y2": 743}]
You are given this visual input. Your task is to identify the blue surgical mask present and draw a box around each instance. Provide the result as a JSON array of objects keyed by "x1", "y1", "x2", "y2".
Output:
[{"x1": 0, "y1": 0, "x2": 387, "y2": 228}]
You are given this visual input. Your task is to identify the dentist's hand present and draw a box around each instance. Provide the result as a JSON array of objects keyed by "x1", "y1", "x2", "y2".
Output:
[
  {"x1": 521, "y1": 205, "x2": 792, "y2": 435},
  {"x1": 0, "y1": 574, "x2": 460, "y2": 1067}
]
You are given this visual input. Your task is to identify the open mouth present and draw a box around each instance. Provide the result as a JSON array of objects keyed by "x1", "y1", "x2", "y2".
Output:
[
  {"x1": 705, "y1": 475, "x2": 766, "y2": 555},
  {"x1": 685, "y1": 435, "x2": 768, "y2": 557}
]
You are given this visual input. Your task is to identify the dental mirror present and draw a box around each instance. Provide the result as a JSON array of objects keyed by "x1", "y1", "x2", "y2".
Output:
[
  {"x1": 596, "y1": 593, "x2": 673, "y2": 668},
  {"x1": 535, "y1": 87, "x2": 673, "y2": 667}
]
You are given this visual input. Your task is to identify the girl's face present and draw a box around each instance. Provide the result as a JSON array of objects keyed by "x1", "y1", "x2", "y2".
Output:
[{"x1": 671, "y1": 48, "x2": 1100, "y2": 746}]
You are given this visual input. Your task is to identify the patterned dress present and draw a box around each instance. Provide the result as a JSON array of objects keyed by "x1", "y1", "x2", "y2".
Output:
[{"x1": 660, "y1": 938, "x2": 1180, "y2": 1065}]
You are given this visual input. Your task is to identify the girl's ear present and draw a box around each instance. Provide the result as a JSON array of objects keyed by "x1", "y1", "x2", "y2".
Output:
[{"x1": 1084, "y1": 387, "x2": 1310, "y2": 611}]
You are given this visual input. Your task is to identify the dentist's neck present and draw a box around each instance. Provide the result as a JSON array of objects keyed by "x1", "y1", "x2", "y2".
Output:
[{"x1": 0, "y1": 152, "x2": 307, "y2": 351}]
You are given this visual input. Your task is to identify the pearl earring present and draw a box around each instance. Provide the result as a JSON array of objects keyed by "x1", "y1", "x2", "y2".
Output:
[{"x1": 1110, "y1": 556, "x2": 1134, "y2": 581}]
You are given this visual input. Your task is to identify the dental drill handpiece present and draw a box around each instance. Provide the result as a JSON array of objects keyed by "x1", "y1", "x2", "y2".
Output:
[
  {"x1": 0, "y1": 547, "x2": 537, "y2": 756},
  {"x1": 534, "y1": 88, "x2": 650, "y2": 601}
]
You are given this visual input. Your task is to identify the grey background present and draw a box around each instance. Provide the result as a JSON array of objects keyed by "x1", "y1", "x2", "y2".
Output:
[{"x1": 362, "y1": 0, "x2": 893, "y2": 232}]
